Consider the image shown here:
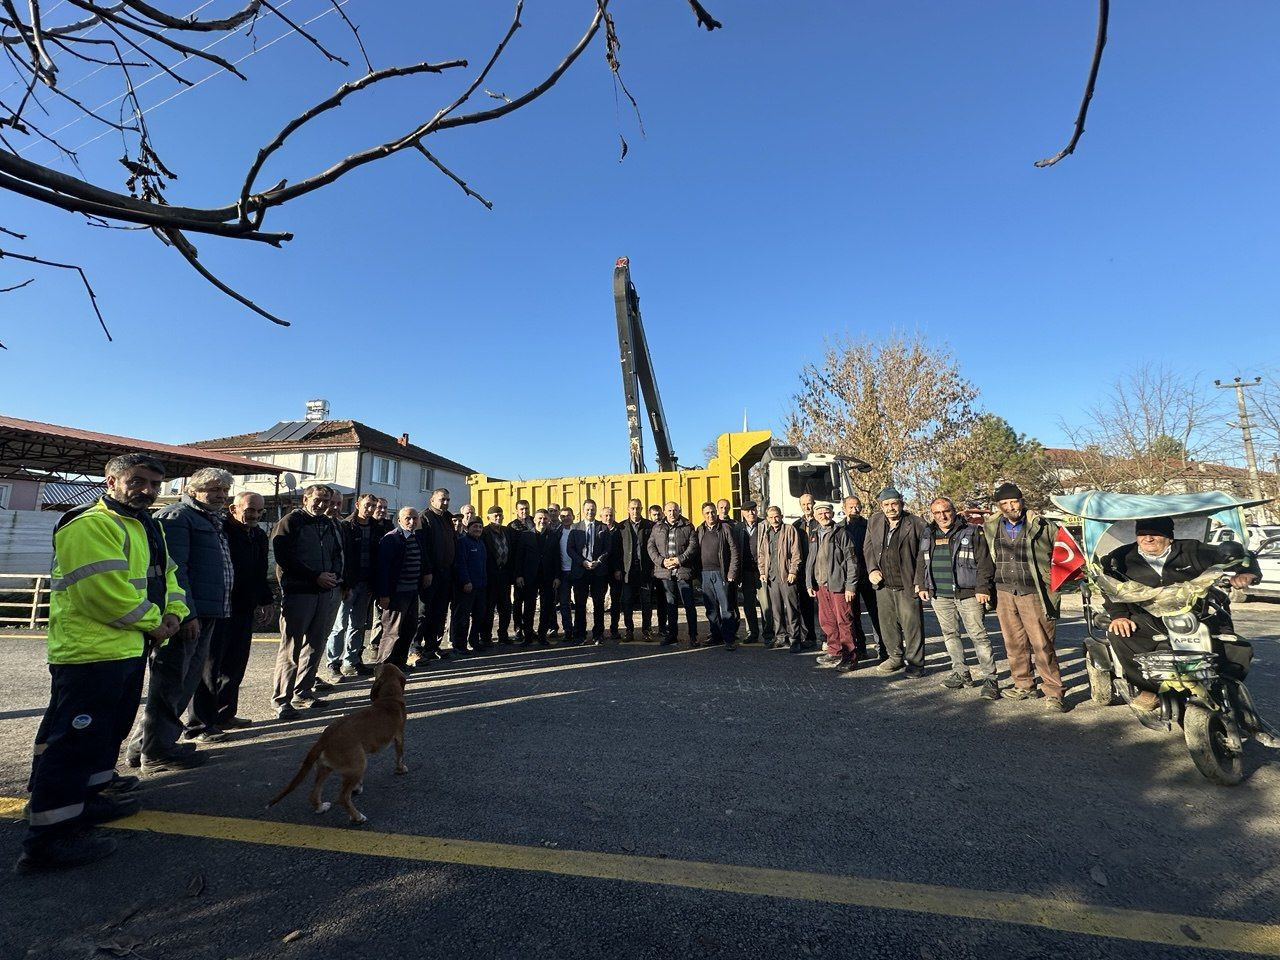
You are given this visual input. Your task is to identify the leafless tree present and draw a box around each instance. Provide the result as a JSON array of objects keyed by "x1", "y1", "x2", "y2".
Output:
[
  {"x1": 1058, "y1": 366, "x2": 1232, "y2": 494},
  {"x1": 0, "y1": 1, "x2": 721, "y2": 340},
  {"x1": 783, "y1": 332, "x2": 979, "y2": 508}
]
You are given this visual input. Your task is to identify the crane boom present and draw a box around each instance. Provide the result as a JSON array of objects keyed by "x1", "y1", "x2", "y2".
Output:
[{"x1": 613, "y1": 257, "x2": 677, "y2": 472}]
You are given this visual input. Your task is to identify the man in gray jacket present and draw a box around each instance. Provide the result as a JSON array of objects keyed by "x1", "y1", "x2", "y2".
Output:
[
  {"x1": 806, "y1": 502, "x2": 860, "y2": 671},
  {"x1": 864, "y1": 486, "x2": 929, "y2": 677}
]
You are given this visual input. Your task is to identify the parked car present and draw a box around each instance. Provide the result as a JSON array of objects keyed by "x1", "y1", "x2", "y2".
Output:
[
  {"x1": 1246, "y1": 536, "x2": 1280, "y2": 601},
  {"x1": 1208, "y1": 523, "x2": 1280, "y2": 553}
]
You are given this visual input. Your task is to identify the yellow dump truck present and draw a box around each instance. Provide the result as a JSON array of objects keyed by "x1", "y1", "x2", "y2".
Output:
[{"x1": 467, "y1": 430, "x2": 861, "y2": 523}]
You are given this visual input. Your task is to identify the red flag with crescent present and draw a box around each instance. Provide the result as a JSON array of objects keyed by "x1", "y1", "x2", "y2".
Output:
[{"x1": 1050, "y1": 526, "x2": 1086, "y2": 592}]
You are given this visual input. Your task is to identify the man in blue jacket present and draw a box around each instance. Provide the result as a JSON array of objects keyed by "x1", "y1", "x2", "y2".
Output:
[
  {"x1": 376, "y1": 507, "x2": 430, "y2": 669},
  {"x1": 127, "y1": 467, "x2": 233, "y2": 770},
  {"x1": 915, "y1": 497, "x2": 998, "y2": 699},
  {"x1": 451, "y1": 517, "x2": 489, "y2": 654}
]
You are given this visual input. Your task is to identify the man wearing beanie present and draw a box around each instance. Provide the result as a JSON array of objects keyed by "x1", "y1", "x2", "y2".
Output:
[
  {"x1": 863, "y1": 486, "x2": 929, "y2": 676},
  {"x1": 1100, "y1": 517, "x2": 1260, "y2": 711},
  {"x1": 982, "y1": 483, "x2": 1068, "y2": 711}
]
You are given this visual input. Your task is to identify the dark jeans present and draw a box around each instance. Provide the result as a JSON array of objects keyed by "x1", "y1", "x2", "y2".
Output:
[
  {"x1": 607, "y1": 577, "x2": 624, "y2": 633},
  {"x1": 190, "y1": 604, "x2": 255, "y2": 728},
  {"x1": 701, "y1": 571, "x2": 735, "y2": 645},
  {"x1": 415, "y1": 574, "x2": 451, "y2": 652},
  {"x1": 662, "y1": 577, "x2": 699, "y2": 641},
  {"x1": 654, "y1": 578, "x2": 672, "y2": 636},
  {"x1": 557, "y1": 576, "x2": 585, "y2": 640},
  {"x1": 25, "y1": 656, "x2": 145, "y2": 851},
  {"x1": 877, "y1": 586, "x2": 924, "y2": 668},
  {"x1": 451, "y1": 585, "x2": 486, "y2": 651}
]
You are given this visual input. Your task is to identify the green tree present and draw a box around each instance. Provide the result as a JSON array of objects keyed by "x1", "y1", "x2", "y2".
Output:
[
  {"x1": 1147, "y1": 434, "x2": 1189, "y2": 461},
  {"x1": 937, "y1": 415, "x2": 1054, "y2": 509}
]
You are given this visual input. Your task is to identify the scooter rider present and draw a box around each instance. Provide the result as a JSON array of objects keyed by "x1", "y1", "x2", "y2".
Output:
[{"x1": 1102, "y1": 516, "x2": 1260, "y2": 711}]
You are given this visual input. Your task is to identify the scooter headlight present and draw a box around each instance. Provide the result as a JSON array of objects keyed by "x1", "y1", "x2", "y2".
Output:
[{"x1": 1162, "y1": 612, "x2": 1199, "y2": 635}]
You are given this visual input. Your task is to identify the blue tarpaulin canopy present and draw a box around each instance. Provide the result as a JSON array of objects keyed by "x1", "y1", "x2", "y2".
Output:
[{"x1": 1051, "y1": 491, "x2": 1272, "y2": 559}]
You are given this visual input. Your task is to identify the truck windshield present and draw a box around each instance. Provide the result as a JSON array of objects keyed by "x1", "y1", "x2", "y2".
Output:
[{"x1": 788, "y1": 464, "x2": 840, "y2": 501}]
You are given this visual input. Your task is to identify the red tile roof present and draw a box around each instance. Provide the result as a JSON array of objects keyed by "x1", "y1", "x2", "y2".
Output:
[{"x1": 190, "y1": 420, "x2": 476, "y2": 475}]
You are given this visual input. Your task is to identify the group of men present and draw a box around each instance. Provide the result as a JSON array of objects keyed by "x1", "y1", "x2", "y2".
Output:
[{"x1": 22, "y1": 447, "x2": 1263, "y2": 874}]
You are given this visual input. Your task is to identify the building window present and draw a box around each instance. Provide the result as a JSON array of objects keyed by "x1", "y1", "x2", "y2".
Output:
[
  {"x1": 302, "y1": 451, "x2": 336, "y2": 479},
  {"x1": 419, "y1": 465, "x2": 434, "y2": 493},
  {"x1": 249, "y1": 454, "x2": 275, "y2": 481},
  {"x1": 0, "y1": 482, "x2": 10, "y2": 509},
  {"x1": 372, "y1": 456, "x2": 399, "y2": 486}
]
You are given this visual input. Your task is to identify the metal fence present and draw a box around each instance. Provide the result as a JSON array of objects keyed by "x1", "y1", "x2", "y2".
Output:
[{"x1": 0, "y1": 573, "x2": 49, "y2": 629}]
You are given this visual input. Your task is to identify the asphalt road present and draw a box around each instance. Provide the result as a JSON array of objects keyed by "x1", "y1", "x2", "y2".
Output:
[{"x1": 3, "y1": 595, "x2": 1280, "y2": 960}]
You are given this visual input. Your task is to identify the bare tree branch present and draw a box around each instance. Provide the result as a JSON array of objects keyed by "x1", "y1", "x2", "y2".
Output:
[
  {"x1": 327, "y1": 0, "x2": 370, "y2": 73},
  {"x1": 0, "y1": 275, "x2": 33, "y2": 292},
  {"x1": 686, "y1": 0, "x2": 722, "y2": 31},
  {"x1": 1036, "y1": 0, "x2": 1108, "y2": 168},
  {"x1": 414, "y1": 144, "x2": 492, "y2": 210},
  {"x1": 0, "y1": 246, "x2": 110, "y2": 339},
  {"x1": 159, "y1": 228, "x2": 289, "y2": 327}
]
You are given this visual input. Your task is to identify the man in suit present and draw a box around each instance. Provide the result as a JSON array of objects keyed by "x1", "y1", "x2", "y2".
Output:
[
  {"x1": 554, "y1": 506, "x2": 587, "y2": 644},
  {"x1": 840, "y1": 495, "x2": 883, "y2": 661},
  {"x1": 575, "y1": 499, "x2": 612, "y2": 644},
  {"x1": 1102, "y1": 516, "x2": 1260, "y2": 710},
  {"x1": 507, "y1": 499, "x2": 535, "y2": 642}
]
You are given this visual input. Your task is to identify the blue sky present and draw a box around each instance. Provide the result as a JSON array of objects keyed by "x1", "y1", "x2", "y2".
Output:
[{"x1": 2, "y1": 1, "x2": 1277, "y2": 480}]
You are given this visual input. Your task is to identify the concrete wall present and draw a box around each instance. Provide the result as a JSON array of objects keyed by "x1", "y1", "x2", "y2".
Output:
[{"x1": 0, "y1": 479, "x2": 42, "y2": 511}]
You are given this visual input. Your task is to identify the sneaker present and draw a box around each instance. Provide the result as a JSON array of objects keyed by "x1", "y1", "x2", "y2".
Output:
[
  {"x1": 877, "y1": 659, "x2": 905, "y2": 674},
  {"x1": 1002, "y1": 686, "x2": 1043, "y2": 701},
  {"x1": 1045, "y1": 696, "x2": 1070, "y2": 713},
  {"x1": 141, "y1": 752, "x2": 207, "y2": 772},
  {"x1": 99, "y1": 774, "x2": 140, "y2": 796},
  {"x1": 188, "y1": 729, "x2": 228, "y2": 744},
  {"x1": 291, "y1": 697, "x2": 327, "y2": 711},
  {"x1": 83, "y1": 794, "x2": 141, "y2": 824},
  {"x1": 904, "y1": 664, "x2": 926, "y2": 679},
  {"x1": 816, "y1": 654, "x2": 843, "y2": 668},
  {"x1": 770, "y1": 639, "x2": 790, "y2": 651},
  {"x1": 340, "y1": 663, "x2": 361, "y2": 678},
  {"x1": 979, "y1": 678, "x2": 1000, "y2": 701},
  {"x1": 15, "y1": 828, "x2": 117, "y2": 874},
  {"x1": 222, "y1": 716, "x2": 254, "y2": 729},
  {"x1": 659, "y1": 636, "x2": 677, "y2": 647},
  {"x1": 276, "y1": 704, "x2": 300, "y2": 720},
  {"x1": 941, "y1": 671, "x2": 971, "y2": 690}
]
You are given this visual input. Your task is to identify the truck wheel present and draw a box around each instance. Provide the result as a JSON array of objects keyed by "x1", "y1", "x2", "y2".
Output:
[
  {"x1": 1086, "y1": 656, "x2": 1114, "y2": 706},
  {"x1": 1184, "y1": 705, "x2": 1245, "y2": 786}
]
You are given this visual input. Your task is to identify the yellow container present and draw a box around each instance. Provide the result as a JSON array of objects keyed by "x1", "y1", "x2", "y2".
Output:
[{"x1": 468, "y1": 431, "x2": 773, "y2": 520}]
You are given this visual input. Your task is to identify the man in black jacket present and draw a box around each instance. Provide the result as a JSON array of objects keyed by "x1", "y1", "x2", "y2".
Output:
[
  {"x1": 480, "y1": 505, "x2": 515, "y2": 645},
  {"x1": 326, "y1": 493, "x2": 379, "y2": 680},
  {"x1": 736, "y1": 501, "x2": 772, "y2": 644},
  {"x1": 513, "y1": 509, "x2": 559, "y2": 645},
  {"x1": 191, "y1": 492, "x2": 274, "y2": 731},
  {"x1": 793, "y1": 493, "x2": 822, "y2": 650},
  {"x1": 270, "y1": 484, "x2": 344, "y2": 719},
  {"x1": 507, "y1": 499, "x2": 535, "y2": 641},
  {"x1": 576, "y1": 499, "x2": 612, "y2": 644},
  {"x1": 864, "y1": 486, "x2": 929, "y2": 678},
  {"x1": 613, "y1": 499, "x2": 655, "y2": 641},
  {"x1": 694, "y1": 502, "x2": 741, "y2": 650},
  {"x1": 414, "y1": 487, "x2": 453, "y2": 660},
  {"x1": 840, "y1": 496, "x2": 883, "y2": 661},
  {"x1": 1102, "y1": 516, "x2": 1260, "y2": 710},
  {"x1": 375, "y1": 507, "x2": 430, "y2": 669}
]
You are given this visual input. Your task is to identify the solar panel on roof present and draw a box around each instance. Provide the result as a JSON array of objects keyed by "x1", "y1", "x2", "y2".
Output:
[
  {"x1": 279, "y1": 421, "x2": 320, "y2": 442},
  {"x1": 256, "y1": 421, "x2": 299, "y2": 441}
]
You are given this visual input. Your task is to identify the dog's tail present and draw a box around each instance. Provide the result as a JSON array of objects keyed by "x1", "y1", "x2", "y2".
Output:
[{"x1": 266, "y1": 739, "x2": 324, "y2": 808}]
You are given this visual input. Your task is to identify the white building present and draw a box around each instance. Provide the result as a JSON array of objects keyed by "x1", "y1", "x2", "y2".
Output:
[{"x1": 190, "y1": 418, "x2": 477, "y2": 514}]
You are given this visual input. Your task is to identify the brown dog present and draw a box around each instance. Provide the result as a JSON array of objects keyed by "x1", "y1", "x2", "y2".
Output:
[{"x1": 266, "y1": 663, "x2": 409, "y2": 824}]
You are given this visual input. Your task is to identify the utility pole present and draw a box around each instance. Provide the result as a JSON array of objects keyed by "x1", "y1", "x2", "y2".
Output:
[{"x1": 1215, "y1": 376, "x2": 1266, "y2": 518}]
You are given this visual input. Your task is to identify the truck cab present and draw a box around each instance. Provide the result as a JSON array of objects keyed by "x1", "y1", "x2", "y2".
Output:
[{"x1": 759, "y1": 445, "x2": 864, "y2": 524}]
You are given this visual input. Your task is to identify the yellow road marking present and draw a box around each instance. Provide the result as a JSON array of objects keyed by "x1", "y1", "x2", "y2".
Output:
[{"x1": 3, "y1": 797, "x2": 1276, "y2": 955}]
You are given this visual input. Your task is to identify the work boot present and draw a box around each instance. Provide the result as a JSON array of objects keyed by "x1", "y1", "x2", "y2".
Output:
[
  {"x1": 99, "y1": 774, "x2": 140, "y2": 797},
  {"x1": 979, "y1": 678, "x2": 1000, "y2": 701},
  {"x1": 941, "y1": 670, "x2": 971, "y2": 690},
  {"x1": 141, "y1": 752, "x2": 207, "y2": 773},
  {"x1": 83, "y1": 794, "x2": 141, "y2": 824},
  {"x1": 837, "y1": 655, "x2": 858, "y2": 672},
  {"x1": 15, "y1": 828, "x2": 117, "y2": 874},
  {"x1": 1001, "y1": 686, "x2": 1043, "y2": 701},
  {"x1": 816, "y1": 654, "x2": 843, "y2": 668},
  {"x1": 877, "y1": 659, "x2": 905, "y2": 674}
]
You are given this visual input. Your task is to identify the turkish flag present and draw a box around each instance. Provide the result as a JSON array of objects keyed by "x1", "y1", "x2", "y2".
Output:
[{"x1": 1050, "y1": 526, "x2": 1087, "y2": 592}]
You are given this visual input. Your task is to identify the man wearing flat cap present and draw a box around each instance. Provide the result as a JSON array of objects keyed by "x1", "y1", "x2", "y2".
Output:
[
  {"x1": 863, "y1": 486, "x2": 929, "y2": 676},
  {"x1": 1100, "y1": 517, "x2": 1260, "y2": 711},
  {"x1": 982, "y1": 482, "x2": 1067, "y2": 711}
]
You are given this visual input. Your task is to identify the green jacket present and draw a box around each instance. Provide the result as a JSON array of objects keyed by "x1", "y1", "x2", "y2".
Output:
[
  {"x1": 48, "y1": 499, "x2": 190, "y2": 664},
  {"x1": 982, "y1": 509, "x2": 1061, "y2": 619}
]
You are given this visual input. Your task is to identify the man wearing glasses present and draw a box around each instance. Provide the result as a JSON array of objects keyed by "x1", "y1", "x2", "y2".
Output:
[{"x1": 915, "y1": 497, "x2": 999, "y2": 700}]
